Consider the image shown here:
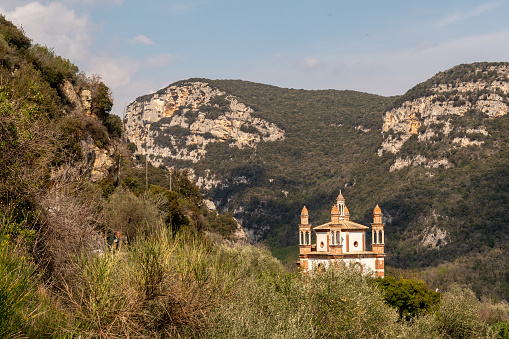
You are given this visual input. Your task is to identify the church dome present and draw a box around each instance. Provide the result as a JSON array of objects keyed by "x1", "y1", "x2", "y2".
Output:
[
  {"x1": 331, "y1": 205, "x2": 339, "y2": 214},
  {"x1": 301, "y1": 206, "x2": 308, "y2": 215},
  {"x1": 373, "y1": 204, "x2": 382, "y2": 214}
]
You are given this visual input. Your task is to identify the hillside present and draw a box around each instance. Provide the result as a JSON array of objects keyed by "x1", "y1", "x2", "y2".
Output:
[
  {"x1": 126, "y1": 65, "x2": 509, "y2": 299},
  {"x1": 2, "y1": 13, "x2": 509, "y2": 337}
]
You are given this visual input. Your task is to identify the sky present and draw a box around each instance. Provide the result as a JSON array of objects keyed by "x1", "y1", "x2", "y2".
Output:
[{"x1": 2, "y1": 0, "x2": 509, "y2": 116}]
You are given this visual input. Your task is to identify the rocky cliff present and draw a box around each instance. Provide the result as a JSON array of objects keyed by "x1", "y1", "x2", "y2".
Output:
[
  {"x1": 125, "y1": 81, "x2": 285, "y2": 171},
  {"x1": 379, "y1": 63, "x2": 509, "y2": 171},
  {"x1": 50, "y1": 80, "x2": 119, "y2": 183}
]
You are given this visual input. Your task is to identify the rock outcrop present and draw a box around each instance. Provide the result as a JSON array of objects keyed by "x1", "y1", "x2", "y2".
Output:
[
  {"x1": 51, "y1": 81, "x2": 118, "y2": 183},
  {"x1": 378, "y1": 64, "x2": 509, "y2": 170},
  {"x1": 125, "y1": 80, "x2": 285, "y2": 177}
]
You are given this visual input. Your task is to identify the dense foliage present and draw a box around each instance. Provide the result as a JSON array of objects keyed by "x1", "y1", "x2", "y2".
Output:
[{"x1": 375, "y1": 276, "x2": 442, "y2": 320}]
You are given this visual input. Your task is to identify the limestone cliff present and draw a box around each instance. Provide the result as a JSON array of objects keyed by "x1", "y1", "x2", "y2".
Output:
[
  {"x1": 50, "y1": 80, "x2": 118, "y2": 183},
  {"x1": 378, "y1": 63, "x2": 509, "y2": 170},
  {"x1": 125, "y1": 80, "x2": 285, "y2": 179}
]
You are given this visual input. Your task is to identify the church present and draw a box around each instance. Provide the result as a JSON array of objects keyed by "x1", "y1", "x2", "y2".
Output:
[{"x1": 297, "y1": 191, "x2": 385, "y2": 277}]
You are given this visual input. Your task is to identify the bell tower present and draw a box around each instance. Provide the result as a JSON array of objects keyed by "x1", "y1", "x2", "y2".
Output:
[
  {"x1": 371, "y1": 204, "x2": 385, "y2": 277},
  {"x1": 329, "y1": 205, "x2": 343, "y2": 255},
  {"x1": 336, "y1": 191, "x2": 346, "y2": 219},
  {"x1": 298, "y1": 206, "x2": 312, "y2": 270},
  {"x1": 299, "y1": 206, "x2": 312, "y2": 254}
]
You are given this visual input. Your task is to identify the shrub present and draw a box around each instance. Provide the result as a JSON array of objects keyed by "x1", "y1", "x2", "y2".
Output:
[
  {"x1": 375, "y1": 275, "x2": 442, "y2": 320},
  {"x1": 104, "y1": 113, "x2": 122, "y2": 139},
  {"x1": 28, "y1": 44, "x2": 79, "y2": 87},
  {"x1": 211, "y1": 264, "x2": 403, "y2": 338},
  {"x1": 491, "y1": 322, "x2": 509, "y2": 339},
  {"x1": 240, "y1": 124, "x2": 260, "y2": 135},
  {"x1": 435, "y1": 286, "x2": 485, "y2": 338},
  {"x1": 305, "y1": 265, "x2": 400, "y2": 338},
  {"x1": 40, "y1": 186, "x2": 104, "y2": 281},
  {"x1": 103, "y1": 188, "x2": 162, "y2": 239}
]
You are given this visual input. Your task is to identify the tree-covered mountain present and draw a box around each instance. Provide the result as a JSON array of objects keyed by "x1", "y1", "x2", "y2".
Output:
[{"x1": 126, "y1": 64, "x2": 509, "y2": 299}]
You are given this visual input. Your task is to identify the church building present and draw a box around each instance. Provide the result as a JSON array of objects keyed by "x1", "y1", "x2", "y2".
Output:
[{"x1": 297, "y1": 191, "x2": 385, "y2": 277}]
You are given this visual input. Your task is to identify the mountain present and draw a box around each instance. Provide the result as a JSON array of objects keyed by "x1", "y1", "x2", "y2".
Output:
[{"x1": 125, "y1": 64, "x2": 509, "y2": 298}]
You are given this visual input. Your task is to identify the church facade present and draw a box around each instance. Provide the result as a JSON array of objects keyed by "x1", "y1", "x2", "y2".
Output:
[{"x1": 297, "y1": 192, "x2": 385, "y2": 277}]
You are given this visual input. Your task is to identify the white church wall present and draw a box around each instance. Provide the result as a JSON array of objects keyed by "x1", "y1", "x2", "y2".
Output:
[
  {"x1": 348, "y1": 231, "x2": 364, "y2": 252},
  {"x1": 316, "y1": 232, "x2": 328, "y2": 252}
]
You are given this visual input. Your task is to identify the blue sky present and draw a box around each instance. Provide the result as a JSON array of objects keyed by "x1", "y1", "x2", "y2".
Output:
[{"x1": 2, "y1": 0, "x2": 509, "y2": 116}]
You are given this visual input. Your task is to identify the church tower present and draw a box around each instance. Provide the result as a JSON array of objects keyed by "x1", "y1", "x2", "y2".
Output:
[
  {"x1": 371, "y1": 204, "x2": 385, "y2": 277},
  {"x1": 299, "y1": 206, "x2": 312, "y2": 252},
  {"x1": 336, "y1": 191, "x2": 346, "y2": 219},
  {"x1": 329, "y1": 205, "x2": 343, "y2": 255},
  {"x1": 299, "y1": 206, "x2": 312, "y2": 270}
]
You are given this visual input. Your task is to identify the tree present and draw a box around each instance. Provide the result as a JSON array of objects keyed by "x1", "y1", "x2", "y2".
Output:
[
  {"x1": 375, "y1": 275, "x2": 442, "y2": 320},
  {"x1": 90, "y1": 75, "x2": 113, "y2": 120}
]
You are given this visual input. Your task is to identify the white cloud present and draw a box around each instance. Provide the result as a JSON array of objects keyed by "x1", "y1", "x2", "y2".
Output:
[
  {"x1": 87, "y1": 55, "x2": 140, "y2": 89},
  {"x1": 435, "y1": 1, "x2": 506, "y2": 27},
  {"x1": 128, "y1": 34, "x2": 155, "y2": 45},
  {"x1": 3, "y1": 2, "x2": 93, "y2": 62}
]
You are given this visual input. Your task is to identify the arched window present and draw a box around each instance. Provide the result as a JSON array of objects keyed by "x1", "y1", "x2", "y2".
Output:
[
  {"x1": 379, "y1": 230, "x2": 383, "y2": 244},
  {"x1": 331, "y1": 232, "x2": 334, "y2": 245},
  {"x1": 373, "y1": 231, "x2": 377, "y2": 244},
  {"x1": 300, "y1": 232, "x2": 303, "y2": 245}
]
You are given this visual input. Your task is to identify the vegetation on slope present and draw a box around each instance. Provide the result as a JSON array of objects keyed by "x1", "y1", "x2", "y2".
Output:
[{"x1": 140, "y1": 70, "x2": 509, "y2": 301}]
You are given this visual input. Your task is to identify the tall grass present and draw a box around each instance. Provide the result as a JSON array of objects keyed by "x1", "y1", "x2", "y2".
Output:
[
  {"x1": 0, "y1": 214, "x2": 57, "y2": 338},
  {"x1": 3, "y1": 218, "x2": 506, "y2": 338},
  {"x1": 0, "y1": 232, "x2": 35, "y2": 338},
  {"x1": 56, "y1": 227, "x2": 245, "y2": 338}
]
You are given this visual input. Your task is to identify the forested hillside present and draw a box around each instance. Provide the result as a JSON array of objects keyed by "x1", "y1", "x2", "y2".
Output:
[{"x1": 126, "y1": 66, "x2": 509, "y2": 301}]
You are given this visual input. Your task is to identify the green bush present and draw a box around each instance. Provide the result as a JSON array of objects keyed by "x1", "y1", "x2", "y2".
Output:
[
  {"x1": 306, "y1": 265, "x2": 400, "y2": 338},
  {"x1": 103, "y1": 188, "x2": 162, "y2": 239},
  {"x1": 491, "y1": 321, "x2": 509, "y2": 339},
  {"x1": 375, "y1": 275, "x2": 442, "y2": 320},
  {"x1": 435, "y1": 286, "x2": 485, "y2": 338}
]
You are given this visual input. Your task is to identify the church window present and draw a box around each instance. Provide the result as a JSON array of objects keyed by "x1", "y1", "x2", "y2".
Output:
[{"x1": 354, "y1": 241, "x2": 359, "y2": 247}]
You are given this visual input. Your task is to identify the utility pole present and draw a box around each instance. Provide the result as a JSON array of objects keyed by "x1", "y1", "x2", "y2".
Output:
[
  {"x1": 144, "y1": 122, "x2": 149, "y2": 191},
  {"x1": 146, "y1": 153, "x2": 148, "y2": 191}
]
